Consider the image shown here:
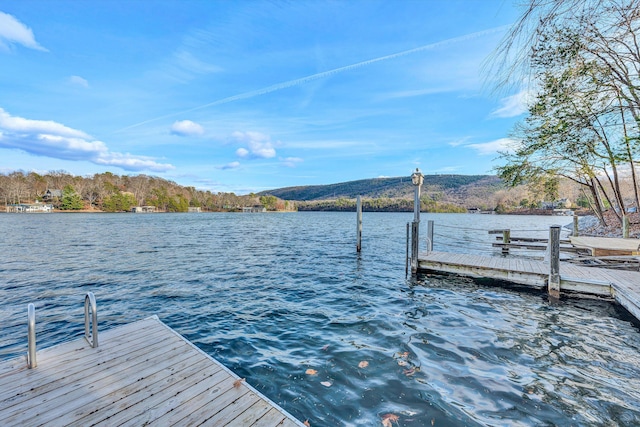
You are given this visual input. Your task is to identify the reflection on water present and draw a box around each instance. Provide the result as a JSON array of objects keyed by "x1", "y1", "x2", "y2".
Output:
[{"x1": 1, "y1": 212, "x2": 639, "y2": 425}]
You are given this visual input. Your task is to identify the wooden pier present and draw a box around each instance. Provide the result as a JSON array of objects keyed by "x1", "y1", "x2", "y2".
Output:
[
  {"x1": 0, "y1": 315, "x2": 304, "y2": 426},
  {"x1": 419, "y1": 251, "x2": 640, "y2": 321}
]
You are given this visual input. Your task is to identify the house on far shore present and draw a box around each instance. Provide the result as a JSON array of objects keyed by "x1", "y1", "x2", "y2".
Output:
[
  {"x1": 188, "y1": 207, "x2": 201, "y2": 213},
  {"x1": 43, "y1": 189, "x2": 62, "y2": 201},
  {"x1": 6, "y1": 203, "x2": 53, "y2": 213},
  {"x1": 131, "y1": 206, "x2": 157, "y2": 213},
  {"x1": 242, "y1": 205, "x2": 266, "y2": 213}
]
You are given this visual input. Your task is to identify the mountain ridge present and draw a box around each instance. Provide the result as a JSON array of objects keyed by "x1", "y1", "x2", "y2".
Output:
[{"x1": 259, "y1": 175, "x2": 504, "y2": 205}]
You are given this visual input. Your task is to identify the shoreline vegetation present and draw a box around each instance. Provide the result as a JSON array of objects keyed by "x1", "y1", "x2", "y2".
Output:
[
  {"x1": 0, "y1": 170, "x2": 590, "y2": 213},
  {"x1": 2, "y1": 169, "x2": 631, "y2": 237}
]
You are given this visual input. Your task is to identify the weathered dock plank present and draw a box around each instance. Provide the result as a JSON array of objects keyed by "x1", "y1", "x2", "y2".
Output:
[
  {"x1": 418, "y1": 251, "x2": 640, "y2": 322},
  {"x1": 0, "y1": 316, "x2": 304, "y2": 427},
  {"x1": 570, "y1": 236, "x2": 640, "y2": 256}
]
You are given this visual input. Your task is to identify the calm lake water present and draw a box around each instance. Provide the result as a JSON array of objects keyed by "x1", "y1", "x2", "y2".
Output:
[{"x1": 2, "y1": 212, "x2": 640, "y2": 426}]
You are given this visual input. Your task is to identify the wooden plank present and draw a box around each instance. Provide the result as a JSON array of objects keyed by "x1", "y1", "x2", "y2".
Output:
[
  {"x1": 65, "y1": 357, "x2": 216, "y2": 426},
  {"x1": 157, "y1": 380, "x2": 262, "y2": 425},
  {"x1": 199, "y1": 388, "x2": 260, "y2": 427},
  {"x1": 5, "y1": 339, "x2": 197, "y2": 426},
  {"x1": 0, "y1": 325, "x2": 181, "y2": 408},
  {"x1": 252, "y1": 408, "x2": 288, "y2": 427},
  {"x1": 115, "y1": 368, "x2": 235, "y2": 426},
  {"x1": 236, "y1": 399, "x2": 278, "y2": 426},
  {"x1": 0, "y1": 317, "x2": 304, "y2": 427},
  {"x1": 570, "y1": 236, "x2": 640, "y2": 256},
  {"x1": 0, "y1": 318, "x2": 163, "y2": 379}
]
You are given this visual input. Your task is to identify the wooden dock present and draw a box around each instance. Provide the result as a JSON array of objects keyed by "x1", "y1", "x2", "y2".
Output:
[
  {"x1": 419, "y1": 251, "x2": 640, "y2": 321},
  {"x1": 570, "y1": 236, "x2": 640, "y2": 256},
  {"x1": 0, "y1": 316, "x2": 304, "y2": 426}
]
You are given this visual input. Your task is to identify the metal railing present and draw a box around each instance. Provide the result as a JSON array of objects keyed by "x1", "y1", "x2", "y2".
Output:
[
  {"x1": 27, "y1": 303, "x2": 36, "y2": 369},
  {"x1": 84, "y1": 292, "x2": 98, "y2": 348},
  {"x1": 26, "y1": 292, "x2": 98, "y2": 369}
]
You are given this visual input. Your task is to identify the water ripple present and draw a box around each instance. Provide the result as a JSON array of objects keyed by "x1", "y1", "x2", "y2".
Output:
[{"x1": 1, "y1": 212, "x2": 639, "y2": 425}]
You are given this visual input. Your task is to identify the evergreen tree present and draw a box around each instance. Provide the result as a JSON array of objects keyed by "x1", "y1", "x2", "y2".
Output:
[{"x1": 60, "y1": 185, "x2": 83, "y2": 210}]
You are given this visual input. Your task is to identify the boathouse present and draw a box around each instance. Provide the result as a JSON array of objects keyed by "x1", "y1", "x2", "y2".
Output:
[
  {"x1": 242, "y1": 205, "x2": 266, "y2": 213},
  {"x1": 6, "y1": 203, "x2": 53, "y2": 213},
  {"x1": 131, "y1": 206, "x2": 157, "y2": 213}
]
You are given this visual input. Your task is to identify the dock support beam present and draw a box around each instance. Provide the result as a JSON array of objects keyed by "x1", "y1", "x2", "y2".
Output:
[
  {"x1": 548, "y1": 225, "x2": 561, "y2": 298},
  {"x1": 356, "y1": 195, "x2": 362, "y2": 252}
]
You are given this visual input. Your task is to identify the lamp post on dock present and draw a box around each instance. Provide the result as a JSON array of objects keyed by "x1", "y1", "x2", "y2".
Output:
[{"x1": 411, "y1": 168, "x2": 424, "y2": 273}]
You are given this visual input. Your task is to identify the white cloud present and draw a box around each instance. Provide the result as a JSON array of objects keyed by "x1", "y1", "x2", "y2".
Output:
[
  {"x1": 491, "y1": 89, "x2": 532, "y2": 118},
  {"x1": 0, "y1": 11, "x2": 47, "y2": 52},
  {"x1": 448, "y1": 137, "x2": 470, "y2": 147},
  {"x1": 216, "y1": 161, "x2": 240, "y2": 170},
  {"x1": 0, "y1": 108, "x2": 90, "y2": 139},
  {"x1": 0, "y1": 108, "x2": 174, "y2": 172},
  {"x1": 231, "y1": 131, "x2": 276, "y2": 159},
  {"x1": 170, "y1": 120, "x2": 204, "y2": 136},
  {"x1": 280, "y1": 157, "x2": 303, "y2": 168},
  {"x1": 236, "y1": 147, "x2": 249, "y2": 157},
  {"x1": 94, "y1": 152, "x2": 173, "y2": 172},
  {"x1": 69, "y1": 75, "x2": 89, "y2": 88},
  {"x1": 466, "y1": 138, "x2": 516, "y2": 155}
]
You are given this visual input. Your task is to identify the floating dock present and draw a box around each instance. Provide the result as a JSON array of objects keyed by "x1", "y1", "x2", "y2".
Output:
[
  {"x1": 0, "y1": 315, "x2": 303, "y2": 426},
  {"x1": 419, "y1": 251, "x2": 640, "y2": 321},
  {"x1": 570, "y1": 236, "x2": 640, "y2": 256}
]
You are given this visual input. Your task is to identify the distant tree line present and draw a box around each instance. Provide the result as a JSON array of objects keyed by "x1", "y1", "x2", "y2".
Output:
[
  {"x1": 0, "y1": 170, "x2": 294, "y2": 213},
  {"x1": 296, "y1": 196, "x2": 467, "y2": 213}
]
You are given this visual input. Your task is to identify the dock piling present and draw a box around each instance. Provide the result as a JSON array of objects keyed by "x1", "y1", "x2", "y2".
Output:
[
  {"x1": 548, "y1": 225, "x2": 561, "y2": 298},
  {"x1": 410, "y1": 169, "x2": 424, "y2": 274},
  {"x1": 573, "y1": 215, "x2": 579, "y2": 237},
  {"x1": 623, "y1": 215, "x2": 630, "y2": 238},
  {"x1": 356, "y1": 195, "x2": 362, "y2": 252},
  {"x1": 502, "y1": 229, "x2": 511, "y2": 254},
  {"x1": 405, "y1": 222, "x2": 410, "y2": 277}
]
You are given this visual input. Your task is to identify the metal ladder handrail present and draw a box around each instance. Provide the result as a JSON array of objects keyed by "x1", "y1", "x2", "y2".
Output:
[
  {"x1": 84, "y1": 292, "x2": 98, "y2": 348},
  {"x1": 26, "y1": 292, "x2": 98, "y2": 369},
  {"x1": 27, "y1": 303, "x2": 36, "y2": 369}
]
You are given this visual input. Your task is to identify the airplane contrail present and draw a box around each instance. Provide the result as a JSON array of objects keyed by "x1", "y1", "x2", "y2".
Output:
[{"x1": 116, "y1": 25, "x2": 509, "y2": 133}]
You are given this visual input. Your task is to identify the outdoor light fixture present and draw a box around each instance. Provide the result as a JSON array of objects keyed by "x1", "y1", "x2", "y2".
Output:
[{"x1": 411, "y1": 168, "x2": 424, "y2": 186}]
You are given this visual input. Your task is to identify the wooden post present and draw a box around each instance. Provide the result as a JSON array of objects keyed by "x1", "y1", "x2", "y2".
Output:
[
  {"x1": 573, "y1": 214, "x2": 579, "y2": 237},
  {"x1": 623, "y1": 214, "x2": 630, "y2": 238},
  {"x1": 548, "y1": 225, "x2": 561, "y2": 298},
  {"x1": 411, "y1": 221, "x2": 419, "y2": 273},
  {"x1": 410, "y1": 168, "x2": 423, "y2": 274},
  {"x1": 356, "y1": 195, "x2": 362, "y2": 252},
  {"x1": 502, "y1": 229, "x2": 510, "y2": 254},
  {"x1": 405, "y1": 222, "x2": 410, "y2": 277},
  {"x1": 427, "y1": 220, "x2": 434, "y2": 252}
]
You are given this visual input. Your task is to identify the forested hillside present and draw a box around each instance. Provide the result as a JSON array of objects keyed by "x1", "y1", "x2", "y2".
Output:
[
  {"x1": 2, "y1": 170, "x2": 581, "y2": 213},
  {"x1": 259, "y1": 174, "x2": 588, "y2": 212},
  {"x1": 0, "y1": 170, "x2": 294, "y2": 212},
  {"x1": 259, "y1": 175, "x2": 501, "y2": 201}
]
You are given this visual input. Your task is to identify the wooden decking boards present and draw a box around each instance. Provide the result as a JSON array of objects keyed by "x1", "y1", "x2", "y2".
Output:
[
  {"x1": 419, "y1": 251, "x2": 640, "y2": 322},
  {"x1": 0, "y1": 316, "x2": 304, "y2": 427},
  {"x1": 570, "y1": 236, "x2": 640, "y2": 256}
]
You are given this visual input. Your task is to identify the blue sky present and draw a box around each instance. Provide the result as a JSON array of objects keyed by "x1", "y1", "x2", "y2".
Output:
[{"x1": 0, "y1": 1, "x2": 526, "y2": 194}]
